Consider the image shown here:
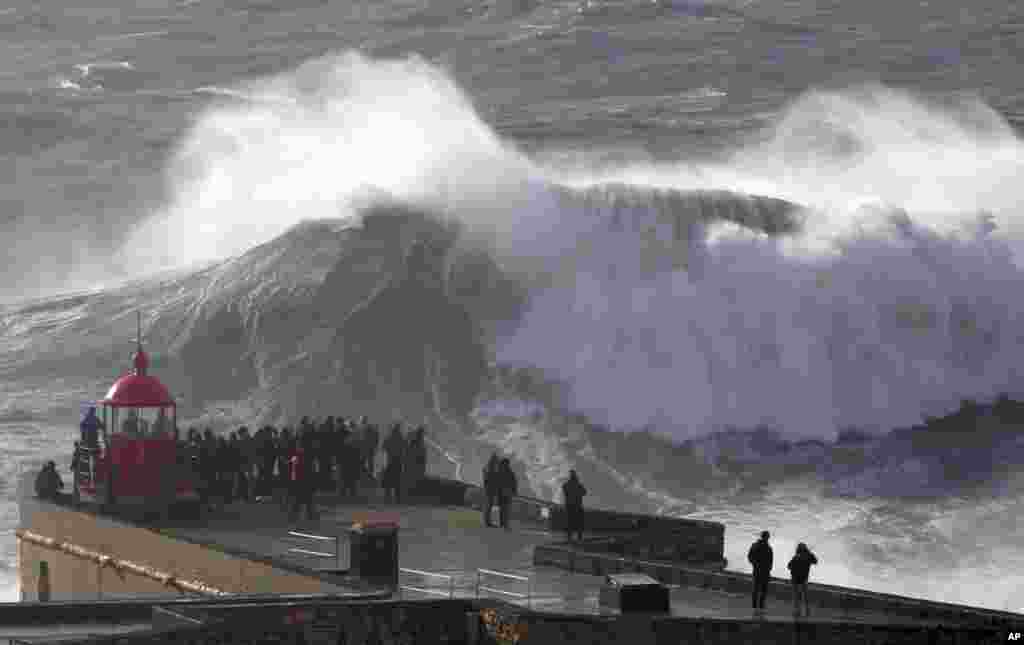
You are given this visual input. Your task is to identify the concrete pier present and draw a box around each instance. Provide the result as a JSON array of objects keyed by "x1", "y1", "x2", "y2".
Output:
[{"x1": 14, "y1": 471, "x2": 1023, "y2": 643}]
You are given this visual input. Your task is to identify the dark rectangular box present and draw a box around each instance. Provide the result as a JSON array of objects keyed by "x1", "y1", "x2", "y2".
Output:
[{"x1": 598, "y1": 573, "x2": 670, "y2": 613}]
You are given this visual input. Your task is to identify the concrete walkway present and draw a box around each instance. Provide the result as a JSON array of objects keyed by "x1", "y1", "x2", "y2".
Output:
[{"x1": 158, "y1": 493, "x2": 965, "y2": 627}]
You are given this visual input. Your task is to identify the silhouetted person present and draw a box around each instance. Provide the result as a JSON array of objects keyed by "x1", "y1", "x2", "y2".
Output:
[
  {"x1": 382, "y1": 423, "x2": 405, "y2": 503},
  {"x1": 71, "y1": 441, "x2": 81, "y2": 474},
  {"x1": 404, "y1": 426, "x2": 427, "y2": 500},
  {"x1": 200, "y1": 429, "x2": 217, "y2": 510},
  {"x1": 35, "y1": 461, "x2": 63, "y2": 501},
  {"x1": 277, "y1": 429, "x2": 293, "y2": 510},
  {"x1": 218, "y1": 435, "x2": 234, "y2": 504},
  {"x1": 748, "y1": 531, "x2": 773, "y2": 615},
  {"x1": 495, "y1": 458, "x2": 517, "y2": 529},
  {"x1": 788, "y1": 542, "x2": 818, "y2": 618},
  {"x1": 80, "y1": 407, "x2": 104, "y2": 447},
  {"x1": 335, "y1": 419, "x2": 357, "y2": 498},
  {"x1": 258, "y1": 426, "x2": 276, "y2": 497},
  {"x1": 234, "y1": 428, "x2": 251, "y2": 502},
  {"x1": 482, "y1": 454, "x2": 500, "y2": 527},
  {"x1": 290, "y1": 432, "x2": 316, "y2": 521},
  {"x1": 361, "y1": 418, "x2": 379, "y2": 481},
  {"x1": 562, "y1": 470, "x2": 587, "y2": 542}
]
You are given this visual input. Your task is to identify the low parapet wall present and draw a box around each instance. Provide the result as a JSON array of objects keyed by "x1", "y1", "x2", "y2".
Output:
[
  {"x1": 25, "y1": 596, "x2": 1014, "y2": 645},
  {"x1": 533, "y1": 543, "x2": 1020, "y2": 630},
  {"x1": 480, "y1": 601, "x2": 1009, "y2": 645},
  {"x1": 422, "y1": 476, "x2": 725, "y2": 567}
]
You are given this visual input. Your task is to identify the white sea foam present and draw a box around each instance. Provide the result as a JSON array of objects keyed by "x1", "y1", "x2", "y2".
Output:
[{"x1": 120, "y1": 54, "x2": 1024, "y2": 447}]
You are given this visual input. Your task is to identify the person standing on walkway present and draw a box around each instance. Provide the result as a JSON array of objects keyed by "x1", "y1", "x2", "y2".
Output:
[
  {"x1": 276, "y1": 428, "x2": 292, "y2": 510},
  {"x1": 258, "y1": 426, "x2": 276, "y2": 497},
  {"x1": 216, "y1": 436, "x2": 233, "y2": 505},
  {"x1": 748, "y1": 530, "x2": 773, "y2": 615},
  {"x1": 35, "y1": 461, "x2": 64, "y2": 501},
  {"x1": 290, "y1": 430, "x2": 316, "y2": 521},
  {"x1": 382, "y1": 423, "x2": 405, "y2": 503},
  {"x1": 404, "y1": 426, "x2": 427, "y2": 500},
  {"x1": 788, "y1": 542, "x2": 818, "y2": 618},
  {"x1": 561, "y1": 470, "x2": 587, "y2": 543},
  {"x1": 358, "y1": 418, "x2": 376, "y2": 482},
  {"x1": 482, "y1": 454, "x2": 500, "y2": 527},
  {"x1": 496, "y1": 458, "x2": 517, "y2": 529}
]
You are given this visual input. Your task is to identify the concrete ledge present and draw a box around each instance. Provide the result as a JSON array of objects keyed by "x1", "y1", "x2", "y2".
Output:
[
  {"x1": 6, "y1": 595, "x2": 1010, "y2": 645},
  {"x1": 533, "y1": 543, "x2": 1022, "y2": 629},
  {"x1": 480, "y1": 599, "x2": 1008, "y2": 645}
]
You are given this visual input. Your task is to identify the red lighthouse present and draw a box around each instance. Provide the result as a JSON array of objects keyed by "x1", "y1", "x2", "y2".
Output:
[{"x1": 74, "y1": 313, "x2": 198, "y2": 515}]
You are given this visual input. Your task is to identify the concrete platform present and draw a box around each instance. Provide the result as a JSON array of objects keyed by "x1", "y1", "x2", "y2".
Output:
[{"x1": 156, "y1": 493, "x2": 978, "y2": 628}]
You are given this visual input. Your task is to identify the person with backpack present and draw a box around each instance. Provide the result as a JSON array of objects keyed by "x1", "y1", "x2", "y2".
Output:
[{"x1": 788, "y1": 542, "x2": 819, "y2": 618}]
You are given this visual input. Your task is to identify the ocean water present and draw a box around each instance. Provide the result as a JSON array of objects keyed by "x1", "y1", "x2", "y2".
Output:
[{"x1": 2, "y1": 0, "x2": 1024, "y2": 611}]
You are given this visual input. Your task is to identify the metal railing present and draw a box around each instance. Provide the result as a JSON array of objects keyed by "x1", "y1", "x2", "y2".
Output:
[
  {"x1": 475, "y1": 568, "x2": 533, "y2": 609},
  {"x1": 399, "y1": 567, "x2": 456, "y2": 599},
  {"x1": 285, "y1": 531, "x2": 346, "y2": 571}
]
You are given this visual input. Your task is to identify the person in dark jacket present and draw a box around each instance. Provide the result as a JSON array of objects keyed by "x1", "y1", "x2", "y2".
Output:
[
  {"x1": 278, "y1": 430, "x2": 294, "y2": 511},
  {"x1": 495, "y1": 458, "x2": 517, "y2": 529},
  {"x1": 200, "y1": 429, "x2": 217, "y2": 510},
  {"x1": 80, "y1": 407, "x2": 104, "y2": 447},
  {"x1": 562, "y1": 470, "x2": 587, "y2": 543},
  {"x1": 382, "y1": 423, "x2": 405, "y2": 503},
  {"x1": 748, "y1": 531, "x2": 773, "y2": 614},
  {"x1": 341, "y1": 421, "x2": 362, "y2": 498},
  {"x1": 788, "y1": 542, "x2": 818, "y2": 618},
  {"x1": 360, "y1": 417, "x2": 378, "y2": 481},
  {"x1": 216, "y1": 436, "x2": 233, "y2": 504},
  {"x1": 482, "y1": 454, "x2": 500, "y2": 527},
  {"x1": 35, "y1": 461, "x2": 63, "y2": 501},
  {"x1": 290, "y1": 431, "x2": 317, "y2": 521},
  {"x1": 404, "y1": 427, "x2": 427, "y2": 501}
]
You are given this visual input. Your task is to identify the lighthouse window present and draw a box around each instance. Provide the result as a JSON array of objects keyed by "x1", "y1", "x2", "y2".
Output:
[{"x1": 113, "y1": 407, "x2": 176, "y2": 439}]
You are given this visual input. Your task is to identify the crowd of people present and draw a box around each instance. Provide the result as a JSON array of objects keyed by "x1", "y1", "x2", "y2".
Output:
[
  {"x1": 176, "y1": 416, "x2": 429, "y2": 520},
  {"x1": 71, "y1": 412, "x2": 430, "y2": 522},
  {"x1": 74, "y1": 404, "x2": 592, "y2": 538}
]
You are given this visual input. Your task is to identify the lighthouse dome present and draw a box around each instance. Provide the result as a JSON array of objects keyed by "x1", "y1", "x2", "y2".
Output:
[{"x1": 101, "y1": 374, "x2": 174, "y2": 408}]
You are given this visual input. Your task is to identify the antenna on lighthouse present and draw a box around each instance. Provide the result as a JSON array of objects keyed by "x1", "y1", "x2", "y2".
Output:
[{"x1": 132, "y1": 310, "x2": 149, "y2": 376}]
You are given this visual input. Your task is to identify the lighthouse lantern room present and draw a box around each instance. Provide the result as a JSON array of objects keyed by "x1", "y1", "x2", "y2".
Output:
[{"x1": 74, "y1": 312, "x2": 197, "y2": 513}]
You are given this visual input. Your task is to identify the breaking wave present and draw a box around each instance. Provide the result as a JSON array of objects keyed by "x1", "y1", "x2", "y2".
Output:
[
  {"x1": 501, "y1": 84, "x2": 1024, "y2": 441},
  {"x1": 118, "y1": 51, "x2": 1024, "y2": 446}
]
